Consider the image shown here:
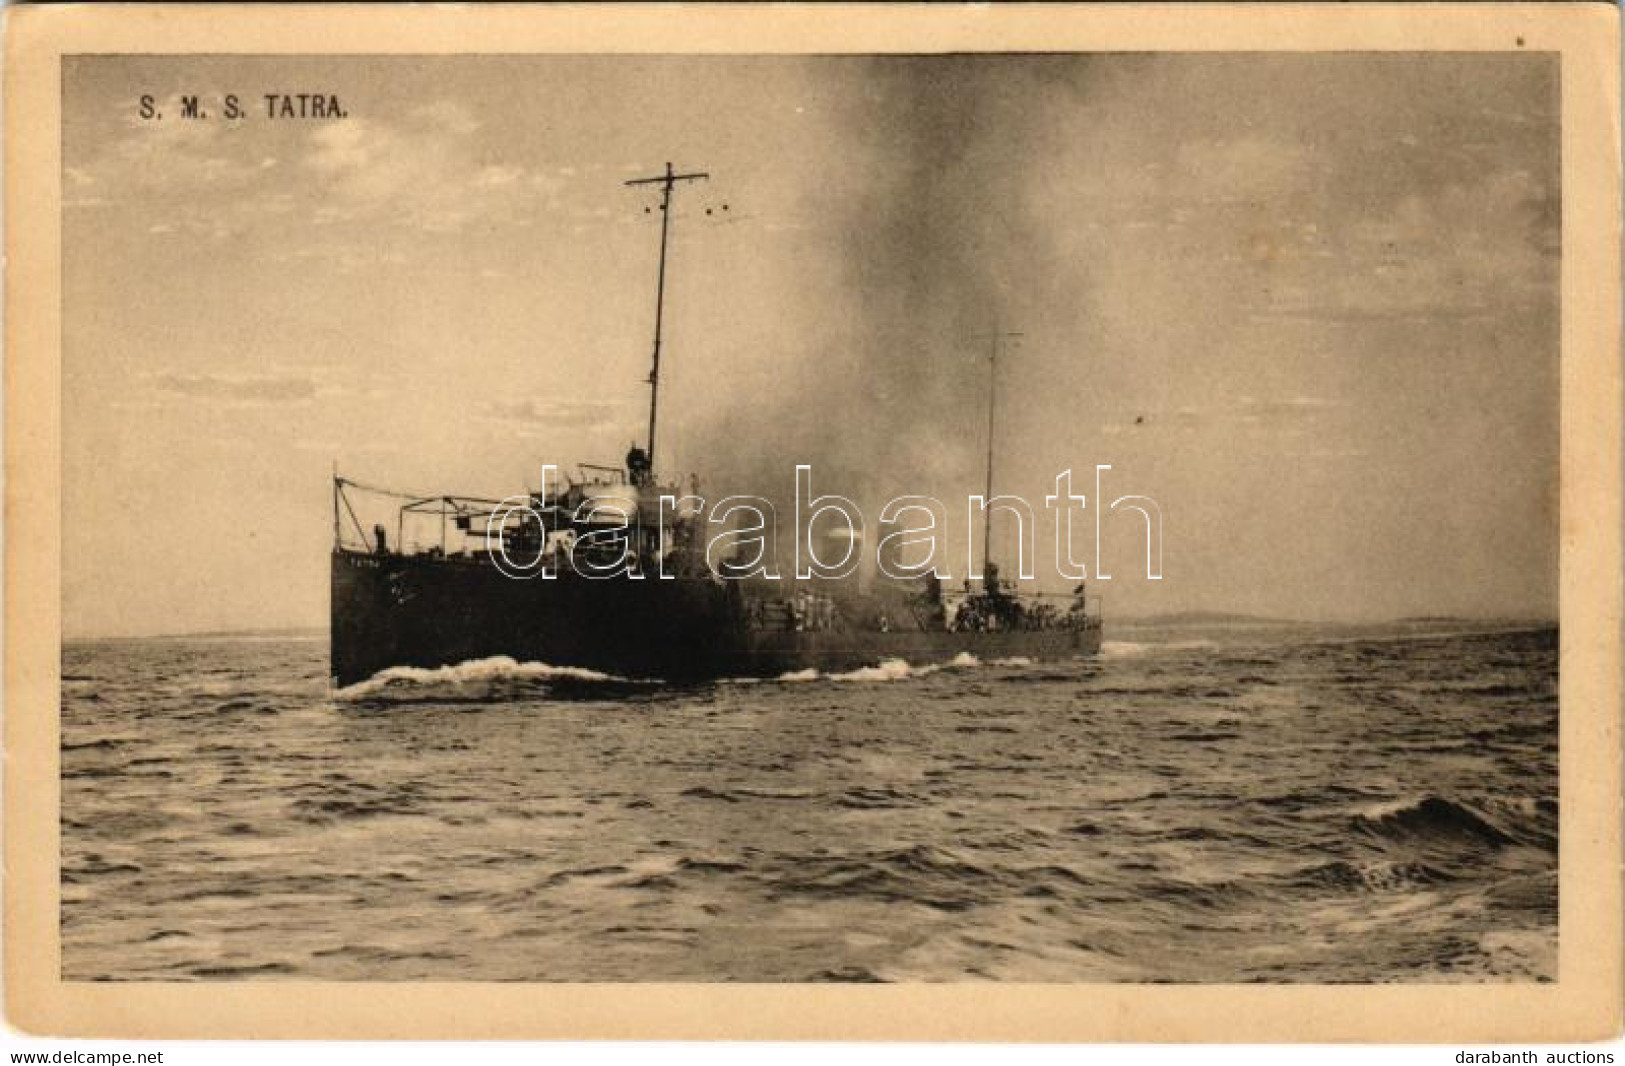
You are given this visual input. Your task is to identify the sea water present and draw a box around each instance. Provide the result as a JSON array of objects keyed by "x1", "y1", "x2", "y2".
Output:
[{"x1": 61, "y1": 621, "x2": 1558, "y2": 982}]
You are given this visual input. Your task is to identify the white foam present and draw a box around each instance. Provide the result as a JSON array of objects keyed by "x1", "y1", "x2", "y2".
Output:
[
  {"x1": 828, "y1": 658, "x2": 916, "y2": 682},
  {"x1": 773, "y1": 651, "x2": 994, "y2": 685},
  {"x1": 910, "y1": 651, "x2": 984, "y2": 677},
  {"x1": 1101, "y1": 639, "x2": 1219, "y2": 659},
  {"x1": 1354, "y1": 797, "x2": 1420, "y2": 821},
  {"x1": 336, "y1": 655, "x2": 630, "y2": 699}
]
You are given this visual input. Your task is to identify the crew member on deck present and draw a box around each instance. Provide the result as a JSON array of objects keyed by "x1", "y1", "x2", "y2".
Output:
[
  {"x1": 626, "y1": 443, "x2": 653, "y2": 488},
  {"x1": 1070, "y1": 582, "x2": 1089, "y2": 626}
]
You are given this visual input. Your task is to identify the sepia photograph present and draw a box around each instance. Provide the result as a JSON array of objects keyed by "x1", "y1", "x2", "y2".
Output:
[{"x1": 6, "y1": 1, "x2": 1621, "y2": 1045}]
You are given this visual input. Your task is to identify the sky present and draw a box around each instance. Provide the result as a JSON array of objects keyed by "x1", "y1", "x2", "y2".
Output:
[{"x1": 62, "y1": 54, "x2": 1560, "y2": 636}]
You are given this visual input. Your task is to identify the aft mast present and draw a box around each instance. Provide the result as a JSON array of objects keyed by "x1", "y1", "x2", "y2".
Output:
[
  {"x1": 624, "y1": 162, "x2": 709, "y2": 478},
  {"x1": 974, "y1": 329, "x2": 1023, "y2": 579}
]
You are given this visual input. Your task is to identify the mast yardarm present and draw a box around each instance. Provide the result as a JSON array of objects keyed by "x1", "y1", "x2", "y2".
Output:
[{"x1": 624, "y1": 162, "x2": 709, "y2": 478}]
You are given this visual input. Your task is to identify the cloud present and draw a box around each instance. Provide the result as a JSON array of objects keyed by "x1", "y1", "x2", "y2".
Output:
[
  {"x1": 1238, "y1": 395, "x2": 1334, "y2": 419},
  {"x1": 411, "y1": 100, "x2": 481, "y2": 137},
  {"x1": 149, "y1": 371, "x2": 319, "y2": 406},
  {"x1": 1100, "y1": 395, "x2": 1338, "y2": 437},
  {"x1": 1242, "y1": 162, "x2": 1555, "y2": 330},
  {"x1": 70, "y1": 92, "x2": 579, "y2": 249},
  {"x1": 88, "y1": 113, "x2": 269, "y2": 197},
  {"x1": 1173, "y1": 136, "x2": 1315, "y2": 202},
  {"x1": 301, "y1": 102, "x2": 563, "y2": 235},
  {"x1": 473, "y1": 164, "x2": 524, "y2": 188},
  {"x1": 490, "y1": 397, "x2": 623, "y2": 426}
]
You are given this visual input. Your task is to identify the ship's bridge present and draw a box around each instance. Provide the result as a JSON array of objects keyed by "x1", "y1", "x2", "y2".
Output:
[{"x1": 332, "y1": 455, "x2": 705, "y2": 579}]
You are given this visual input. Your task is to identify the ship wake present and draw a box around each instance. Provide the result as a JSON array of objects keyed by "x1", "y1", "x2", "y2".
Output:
[
  {"x1": 764, "y1": 651, "x2": 1034, "y2": 685},
  {"x1": 1100, "y1": 639, "x2": 1220, "y2": 659},
  {"x1": 334, "y1": 656, "x2": 648, "y2": 701}
]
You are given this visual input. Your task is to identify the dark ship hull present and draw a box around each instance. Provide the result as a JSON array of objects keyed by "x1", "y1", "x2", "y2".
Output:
[{"x1": 332, "y1": 548, "x2": 1103, "y2": 688}]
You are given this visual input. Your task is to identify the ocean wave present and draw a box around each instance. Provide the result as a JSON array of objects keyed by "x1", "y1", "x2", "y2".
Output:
[
  {"x1": 1284, "y1": 858, "x2": 1453, "y2": 893},
  {"x1": 62, "y1": 738, "x2": 128, "y2": 752},
  {"x1": 773, "y1": 651, "x2": 985, "y2": 685},
  {"x1": 830, "y1": 658, "x2": 921, "y2": 683},
  {"x1": 335, "y1": 656, "x2": 638, "y2": 699},
  {"x1": 770, "y1": 844, "x2": 1006, "y2": 911},
  {"x1": 1352, "y1": 795, "x2": 1553, "y2": 852},
  {"x1": 1100, "y1": 639, "x2": 1219, "y2": 659},
  {"x1": 680, "y1": 785, "x2": 816, "y2": 803}
]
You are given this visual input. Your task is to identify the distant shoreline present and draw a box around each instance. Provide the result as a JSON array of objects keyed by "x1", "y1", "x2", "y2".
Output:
[
  {"x1": 66, "y1": 626, "x2": 329, "y2": 642},
  {"x1": 1113, "y1": 611, "x2": 1556, "y2": 628}
]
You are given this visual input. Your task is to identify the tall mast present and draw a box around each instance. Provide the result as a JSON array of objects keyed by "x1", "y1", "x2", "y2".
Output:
[
  {"x1": 975, "y1": 329, "x2": 1022, "y2": 579},
  {"x1": 624, "y1": 162, "x2": 708, "y2": 476}
]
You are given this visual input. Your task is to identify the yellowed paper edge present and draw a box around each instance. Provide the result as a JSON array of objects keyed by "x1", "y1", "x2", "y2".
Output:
[{"x1": 5, "y1": 2, "x2": 1620, "y2": 1042}]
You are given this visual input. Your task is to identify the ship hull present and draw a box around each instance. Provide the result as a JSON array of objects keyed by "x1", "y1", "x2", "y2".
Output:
[{"x1": 332, "y1": 549, "x2": 1102, "y2": 687}]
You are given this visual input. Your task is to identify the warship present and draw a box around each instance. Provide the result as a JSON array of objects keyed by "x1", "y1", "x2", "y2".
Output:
[{"x1": 330, "y1": 164, "x2": 1103, "y2": 688}]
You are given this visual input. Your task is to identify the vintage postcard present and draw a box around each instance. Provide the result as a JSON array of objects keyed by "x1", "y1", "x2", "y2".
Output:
[{"x1": 5, "y1": 2, "x2": 1620, "y2": 1042}]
